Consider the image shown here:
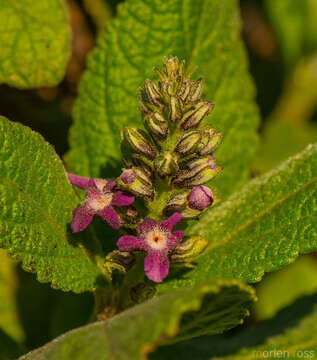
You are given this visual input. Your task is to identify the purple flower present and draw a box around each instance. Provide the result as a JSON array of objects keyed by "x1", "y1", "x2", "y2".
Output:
[
  {"x1": 188, "y1": 185, "x2": 214, "y2": 210},
  {"x1": 117, "y1": 213, "x2": 184, "y2": 283},
  {"x1": 68, "y1": 173, "x2": 134, "y2": 232}
]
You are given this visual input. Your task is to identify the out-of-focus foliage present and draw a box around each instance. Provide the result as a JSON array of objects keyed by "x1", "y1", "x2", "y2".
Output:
[
  {"x1": 0, "y1": 250, "x2": 24, "y2": 343},
  {"x1": 152, "y1": 293, "x2": 317, "y2": 359},
  {"x1": 0, "y1": 0, "x2": 70, "y2": 88},
  {"x1": 265, "y1": 0, "x2": 317, "y2": 70},
  {"x1": 255, "y1": 55, "x2": 317, "y2": 173},
  {"x1": 255, "y1": 256, "x2": 317, "y2": 321}
]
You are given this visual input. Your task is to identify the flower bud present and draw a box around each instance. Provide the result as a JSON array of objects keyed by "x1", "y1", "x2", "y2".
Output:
[
  {"x1": 123, "y1": 127, "x2": 156, "y2": 160},
  {"x1": 104, "y1": 250, "x2": 136, "y2": 274},
  {"x1": 180, "y1": 101, "x2": 214, "y2": 130},
  {"x1": 144, "y1": 79, "x2": 162, "y2": 107},
  {"x1": 171, "y1": 236, "x2": 209, "y2": 262},
  {"x1": 155, "y1": 151, "x2": 179, "y2": 177},
  {"x1": 163, "y1": 190, "x2": 189, "y2": 214},
  {"x1": 197, "y1": 129, "x2": 222, "y2": 155},
  {"x1": 144, "y1": 112, "x2": 168, "y2": 139},
  {"x1": 188, "y1": 78, "x2": 203, "y2": 102},
  {"x1": 130, "y1": 283, "x2": 156, "y2": 304},
  {"x1": 179, "y1": 80, "x2": 191, "y2": 102},
  {"x1": 175, "y1": 130, "x2": 202, "y2": 155},
  {"x1": 188, "y1": 185, "x2": 214, "y2": 210},
  {"x1": 173, "y1": 155, "x2": 221, "y2": 187},
  {"x1": 164, "y1": 56, "x2": 180, "y2": 79},
  {"x1": 169, "y1": 95, "x2": 182, "y2": 122},
  {"x1": 118, "y1": 168, "x2": 153, "y2": 198}
]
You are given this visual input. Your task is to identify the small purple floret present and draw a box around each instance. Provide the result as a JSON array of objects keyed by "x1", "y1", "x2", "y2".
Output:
[
  {"x1": 68, "y1": 173, "x2": 134, "y2": 232},
  {"x1": 117, "y1": 213, "x2": 184, "y2": 283},
  {"x1": 188, "y1": 185, "x2": 214, "y2": 210},
  {"x1": 120, "y1": 169, "x2": 135, "y2": 184}
]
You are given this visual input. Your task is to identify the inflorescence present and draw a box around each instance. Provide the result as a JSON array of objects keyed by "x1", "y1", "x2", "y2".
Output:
[{"x1": 68, "y1": 57, "x2": 222, "y2": 283}]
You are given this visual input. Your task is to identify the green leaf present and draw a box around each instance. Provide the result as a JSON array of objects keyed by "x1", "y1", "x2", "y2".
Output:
[
  {"x1": 0, "y1": 0, "x2": 70, "y2": 88},
  {"x1": 255, "y1": 255, "x2": 317, "y2": 321},
  {"x1": 265, "y1": 0, "x2": 317, "y2": 69},
  {"x1": 20, "y1": 279, "x2": 255, "y2": 360},
  {"x1": 66, "y1": 0, "x2": 259, "y2": 200},
  {"x1": 0, "y1": 116, "x2": 107, "y2": 293},
  {"x1": 0, "y1": 250, "x2": 24, "y2": 343},
  {"x1": 158, "y1": 144, "x2": 317, "y2": 291},
  {"x1": 152, "y1": 293, "x2": 317, "y2": 359}
]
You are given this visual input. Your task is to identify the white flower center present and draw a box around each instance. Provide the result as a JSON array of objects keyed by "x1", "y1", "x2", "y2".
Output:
[
  {"x1": 90, "y1": 192, "x2": 113, "y2": 211},
  {"x1": 145, "y1": 228, "x2": 168, "y2": 250}
]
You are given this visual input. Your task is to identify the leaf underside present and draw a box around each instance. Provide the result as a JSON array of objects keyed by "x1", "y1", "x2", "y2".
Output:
[{"x1": 20, "y1": 279, "x2": 256, "y2": 360}]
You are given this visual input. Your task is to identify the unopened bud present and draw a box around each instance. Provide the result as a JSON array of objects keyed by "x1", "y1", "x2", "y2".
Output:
[
  {"x1": 169, "y1": 96, "x2": 182, "y2": 122},
  {"x1": 163, "y1": 190, "x2": 189, "y2": 214},
  {"x1": 173, "y1": 155, "x2": 221, "y2": 187},
  {"x1": 188, "y1": 78, "x2": 203, "y2": 102},
  {"x1": 179, "y1": 80, "x2": 191, "y2": 102},
  {"x1": 104, "y1": 250, "x2": 136, "y2": 274},
  {"x1": 188, "y1": 185, "x2": 214, "y2": 210},
  {"x1": 164, "y1": 56, "x2": 180, "y2": 79},
  {"x1": 180, "y1": 101, "x2": 214, "y2": 130},
  {"x1": 118, "y1": 168, "x2": 153, "y2": 198},
  {"x1": 123, "y1": 127, "x2": 156, "y2": 160},
  {"x1": 171, "y1": 237, "x2": 209, "y2": 262},
  {"x1": 197, "y1": 129, "x2": 222, "y2": 155},
  {"x1": 144, "y1": 112, "x2": 168, "y2": 139},
  {"x1": 175, "y1": 130, "x2": 202, "y2": 155},
  {"x1": 155, "y1": 151, "x2": 179, "y2": 177},
  {"x1": 130, "y1": 283, "x2": 156, "y2": 304},
  {"x1": 144, "y1": 79, "x2": 162, "y2": 106}
]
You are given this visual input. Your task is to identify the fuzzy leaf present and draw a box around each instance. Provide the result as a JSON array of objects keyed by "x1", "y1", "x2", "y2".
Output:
[
  {"x1": 66, "y1": 0, "x2": 259, "y2": 199},
  {"x1": 158, "y1": 144, "x2": 317, "y2": 291},
  {"x1": 20, "y1": 279, "x2": 255, "y2": 360},
  {"x1": 0, "y1": 0, "x2": 70, "y2": 88},
  {"x1": 0, "y1": 117, "x2": 108, "y2": 293}
]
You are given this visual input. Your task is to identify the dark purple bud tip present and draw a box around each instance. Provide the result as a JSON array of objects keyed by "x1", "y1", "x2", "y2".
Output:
[
  {"x1": 120, "y1": 169, "x2": 135, "y2": 184},
  {"x1": 188, "y1": 186, "x2": 214, "y2": 211}
]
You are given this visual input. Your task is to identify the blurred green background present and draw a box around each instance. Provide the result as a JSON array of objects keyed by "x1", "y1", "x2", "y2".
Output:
[{"x1": 0, "y1": 0, "x2": 316, "y2": 356}]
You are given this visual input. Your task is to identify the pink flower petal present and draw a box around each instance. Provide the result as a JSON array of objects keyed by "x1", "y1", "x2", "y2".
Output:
[
  {"x1": 117, "y1": 235, "x2": 145, "y2": 252},
  {"x1": 168, "y1": 230, "x2": 184, "y2": 249},
  {"x1": 112, "y1": 191, "x2": 134, "y2": 206},
  {"x1": 71, "y1": 204, "x2": 93, "y2": 232},
  {"x1": 161, "y1": 212, "x2": 182, "y2": 231},
  {"x1": 137, "y1": 218, "x2": 156, "y2": 232},
  {"x1": 98, "y1": 206, "x2": 120, "y2": 229},
  {"x1": 68, "y1": 173, "x2": 90, "y2": 190},
  {"x1": 144, "y1": 253, "x2": 169, "y2": 283}
]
